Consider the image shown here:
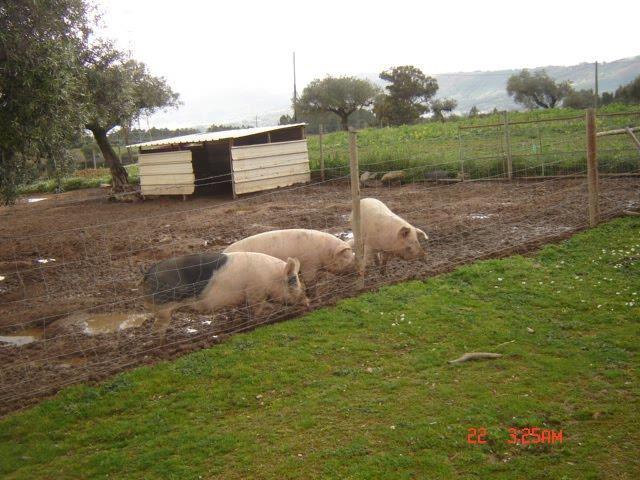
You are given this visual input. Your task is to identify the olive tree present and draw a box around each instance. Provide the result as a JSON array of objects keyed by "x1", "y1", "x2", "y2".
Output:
[
  {"x1": 298, "y1": 76, "x2": 379, "y2": 131},
  {"x1": 506, "y1": 69, "x2": 573, "y2": 109},
  {"x1": 83, "y1": 44, "x2": 180, "y2": 190},
  {"x1": 431, "y1": 98, "x2": 458, "y2": 121},
  {"x1": 374, "y1": 65, "x2": 439, "y2": 125},
  {"x1": 0, "y1": 0, "x2": 91, "y2": 203}
]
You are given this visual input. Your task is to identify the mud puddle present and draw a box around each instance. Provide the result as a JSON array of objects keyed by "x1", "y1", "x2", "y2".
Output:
[
  {"x1": 53, "y1": 312, "x2": 151, "y2": 336},
  {"x1": 0, "y1": 328, "x2": 44, "y2": 346},
  {"x1": 2, "y1": 313, "x2": 150, "y2": 345}
]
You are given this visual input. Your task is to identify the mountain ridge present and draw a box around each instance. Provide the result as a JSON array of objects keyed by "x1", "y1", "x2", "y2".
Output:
[{"x1": 153, "y1": 55, "x2": 640, "y2": 128}]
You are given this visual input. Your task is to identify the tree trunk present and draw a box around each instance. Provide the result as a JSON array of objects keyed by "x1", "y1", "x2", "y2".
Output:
[
  {"x1": 89, "y1": 127, "x2": 129, "y2": 192},
  {"x1": 0, "y1": 148, "x2": 18, "y2": 205},
  {"x1": 340, "y1": 114, "x2": 349, "y2": 131}
]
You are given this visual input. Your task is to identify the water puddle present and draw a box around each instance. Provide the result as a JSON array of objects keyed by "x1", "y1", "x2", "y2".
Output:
[
  {"x1": 27, "y1": 197, "x2": 47, "y2": 203},
  {"x1": 0, "y1": 328, "x2": 44, "y2": 347},
  {"x1": 51, "y1": 312, "x2": 150, "y2": 336},
  {"x1": 36, "y1": 258, "x2": 56, "y2": 264},
  {"x1": 82, "y1": 312, "x2": 150, "y2": 335}
]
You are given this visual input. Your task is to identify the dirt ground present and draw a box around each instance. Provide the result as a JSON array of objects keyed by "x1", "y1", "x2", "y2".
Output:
[{"x1": 1, "y1": 177, "x2": 638, "y2": 415}]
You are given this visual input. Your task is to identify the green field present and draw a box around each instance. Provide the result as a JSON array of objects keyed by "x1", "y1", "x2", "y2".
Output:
[
  {"x1": 307, "y1": 106, "x2": 640, "y2": 180},
  {"x1": 1, "y1": 217, "x2": 638, "y2": 479},
  {"x1": 18, "y1": 164, "x2": 139, "y2": 196},
  {"x1": 17, "y1": 106, "x2": 640, "y2": 197}
]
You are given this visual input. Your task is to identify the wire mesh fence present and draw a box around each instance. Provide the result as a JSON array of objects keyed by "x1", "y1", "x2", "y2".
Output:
[{"x1": 1, "y1": 110, "x2": 639, "y2": 415}]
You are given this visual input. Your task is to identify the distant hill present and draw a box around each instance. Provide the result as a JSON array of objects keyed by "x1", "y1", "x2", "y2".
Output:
[
  {"x1": 374, "y1": 56, "x2": 640, "y2": 113},
  {"x1": 154, "y1": 56, "x2": 640, "y2": 129}
]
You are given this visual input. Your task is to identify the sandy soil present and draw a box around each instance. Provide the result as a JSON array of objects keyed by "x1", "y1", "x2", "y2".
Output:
[{"x1": 0, "y1": 177, "x2": 638, "y2": 415}]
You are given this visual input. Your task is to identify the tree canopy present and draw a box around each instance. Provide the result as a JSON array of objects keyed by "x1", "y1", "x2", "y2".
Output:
[
  {"x1": 83, "y1": 42, "x2": 180, "y2": 190},
  {"x1": 431, "y1": 98, "x2": 458, "y2": 121},
  {"x1": 613, "y1": 75, "x2": 640, "y2": 104},
  {"x1": 374, "y1": 65, "x2": 439, "y2": 125},
  {"x1": 0, "y1": 1, "x2": 181, "y2": 200},
  {"x1": 207, "y1": 124, "x2": 249, "y2": 132},
  {"x1": 0, "y1": 0, "x2": 92, "y2": 203},
  {"x1": 298, "y1": 76, "x2": 379, "y2": 131},
  {"x1": 506, "y1": 69, "x2": 573, "y2": 109},
  {"x1": 562, "y1": 89, "x2": 597, "y2": 109}
]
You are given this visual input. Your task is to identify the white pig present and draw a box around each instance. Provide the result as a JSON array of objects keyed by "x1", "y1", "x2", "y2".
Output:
[
  {"x1": 224, "y1": 229, "x2": 355, "y2": 290},
  {"x1": 141, "y1": 251, "x2": 309, "y2": 339},
  {"x1": 352, "y1": 197, "x2": 428, "y2": 274}
]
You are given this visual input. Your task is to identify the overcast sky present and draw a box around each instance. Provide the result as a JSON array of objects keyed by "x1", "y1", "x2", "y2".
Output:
[{"x1": 96, "y1": 0, "x2": 640, "y2": 128}]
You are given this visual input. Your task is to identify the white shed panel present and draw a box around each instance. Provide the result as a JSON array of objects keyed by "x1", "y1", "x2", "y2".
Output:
[
  {"x1": 138, "y1": 150, "x2": 195, "y2": 196},
  {"x1": 231, "y1": 140, "x2": 310, "y2": 195}
]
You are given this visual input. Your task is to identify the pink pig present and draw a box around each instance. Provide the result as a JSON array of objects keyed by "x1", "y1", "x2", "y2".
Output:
[
  {"x1": 352, "y1": 198, "x2": 428, "y2": 274},
  {"x1": 224, "y1": 229, "x2": 355, "y2": 291}
]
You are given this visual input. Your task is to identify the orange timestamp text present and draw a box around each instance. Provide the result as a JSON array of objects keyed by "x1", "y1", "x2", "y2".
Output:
[{"x1": 467, "y1": 427, "x2": 563, "y2": 445}]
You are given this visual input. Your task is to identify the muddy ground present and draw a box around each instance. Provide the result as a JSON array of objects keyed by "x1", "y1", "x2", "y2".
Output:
[{"x1": 0, "y1": 177, "x2": 638, "y2": 415}]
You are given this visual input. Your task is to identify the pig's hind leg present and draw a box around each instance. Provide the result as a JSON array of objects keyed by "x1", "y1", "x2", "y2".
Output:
[
  {"x1": 152, "y1": 306, "x2": 175, "y2": 342},
  {"x1": 378, "y1": 252, "x2": 389, "y2": 275},
  {"x1": 369, "y1": 250, "x2": 388, "y2": 275}
]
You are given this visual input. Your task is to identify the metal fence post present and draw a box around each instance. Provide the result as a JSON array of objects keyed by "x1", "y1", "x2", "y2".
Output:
[
  {"x1": 319, "y1": 124, "x2": 325, "y2": 181},
  {"x1": 586, "y1": 108, "x2": 600, "y2": 227},
  {"x1": 503, "y1": 111, "x2": 513, "y2": 180},
  {"x1": 457, "y1": 126, "x2": 464, "y2": 180},
  {"x1": 536, "y1": 123, "x2": 544, "y2": 177},
  {"x1": 349, "y1": 129, "x2": 364, "y2": 288}
]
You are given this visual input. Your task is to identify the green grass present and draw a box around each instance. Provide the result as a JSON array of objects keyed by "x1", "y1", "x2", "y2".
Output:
[
  {"x1": 307, "y1": 105, "x2": 640, "y2": 180},
  {"x1": 18, "y1": 164, "x2": 139, "y2": 196},
  {"x1": 1, "y1": 220, "x2": 638, "y2": 479}
]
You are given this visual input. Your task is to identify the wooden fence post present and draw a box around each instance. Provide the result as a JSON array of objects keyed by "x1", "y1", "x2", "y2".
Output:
[
  {"x1": 349, "y1": 129, "x2": 364, "y2": 289},
  {"x1": 586, "y1": 108, "x2": 600, "y2": 227},
  {"x1": 503, "y1": 111, "x2": 513, "y2": 180},
  {"x1": 319, "y1": 124, "x2": 325, "y2": 181}
]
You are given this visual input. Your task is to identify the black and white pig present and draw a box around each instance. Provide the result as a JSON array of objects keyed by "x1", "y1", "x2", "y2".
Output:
[{"x1": 141, "y1": 251, "x2": 309, "y2": 338}]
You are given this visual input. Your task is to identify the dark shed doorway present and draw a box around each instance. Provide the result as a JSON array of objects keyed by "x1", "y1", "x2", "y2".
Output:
[{"x1": 190, "y1": 141, "x2": 232, "y2": 196}]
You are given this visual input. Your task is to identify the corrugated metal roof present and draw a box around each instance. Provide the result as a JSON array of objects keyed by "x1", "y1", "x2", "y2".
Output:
[{"x1": 128, "y1": 123, "x2": 307, "y2": 149}]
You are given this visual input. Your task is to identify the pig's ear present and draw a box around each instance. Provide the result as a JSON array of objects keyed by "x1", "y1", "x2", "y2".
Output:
[
  {"x1": 416, "y1": 229, "x2": 429, "y2": 241},
  {"x1": 398, "y1": 226, "x2": 411, "y2": 239},
  {"x1": 334, "y1": 244, "x2": 353, "y2": 258},
  {"x1": 285, "y1": 257, "x2": 301, "y2": 276}
]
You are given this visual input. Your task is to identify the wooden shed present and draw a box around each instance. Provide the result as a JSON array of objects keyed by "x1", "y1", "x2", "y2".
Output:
[{"x1": 128, "y1": 123, "x2": 310, "y2": 198}]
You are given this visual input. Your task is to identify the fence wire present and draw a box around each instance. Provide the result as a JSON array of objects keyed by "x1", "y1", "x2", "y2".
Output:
[{"x1": 0, "y1": 112, "x2": 639, "y2": 415}]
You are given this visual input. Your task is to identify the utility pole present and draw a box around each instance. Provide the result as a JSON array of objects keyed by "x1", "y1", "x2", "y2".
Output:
[
  {"x1": 594, "y1": 61, "x2": 599, "y2": 109},
  {"x1": 293, "y1": 51, "x2": 298, "y2": 122}
]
